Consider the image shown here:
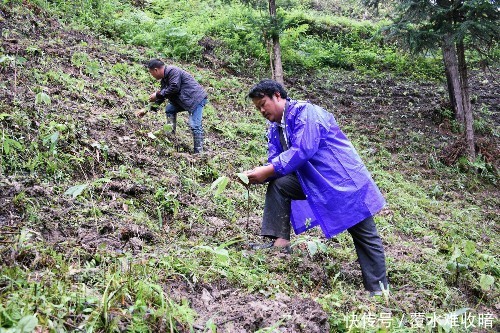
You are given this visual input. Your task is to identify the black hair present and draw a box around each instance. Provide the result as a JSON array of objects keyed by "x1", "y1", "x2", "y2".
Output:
[
  {"x1": 248, "y1": 79, "x2": 288, "y2": 99},
  {"x1": 147, "y1": 59, "x2": 164, "y2": 70}
]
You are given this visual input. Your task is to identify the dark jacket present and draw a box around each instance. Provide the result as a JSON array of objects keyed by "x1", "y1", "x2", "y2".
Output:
[
  {"x1": 268, "y1": 99, "x2": 386, "y2": 238},
  {"x1": 155, "y1": 66, "x2": 207, "y2": 111}
]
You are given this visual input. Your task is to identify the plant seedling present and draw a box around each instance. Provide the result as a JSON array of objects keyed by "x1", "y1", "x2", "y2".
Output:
[{"x1": 236, "y1": 172, "x2": 250, "y2": 229}]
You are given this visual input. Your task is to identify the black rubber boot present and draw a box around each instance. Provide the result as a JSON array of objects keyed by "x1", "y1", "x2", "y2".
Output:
[
  {"x1": 193, "y1": 133, "x2": 204, "y2": 153},
  {"x1": 166, "y1": 114, "x2": 177, "y2": 134}
]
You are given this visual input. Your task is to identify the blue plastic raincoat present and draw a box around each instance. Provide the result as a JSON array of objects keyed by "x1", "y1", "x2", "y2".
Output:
[{"x1": 268, "y1": 99, "x2": 386, "y2": 238}]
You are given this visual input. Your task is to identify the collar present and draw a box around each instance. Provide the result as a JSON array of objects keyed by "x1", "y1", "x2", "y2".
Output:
[{"x1": 279, "y1": 100, "x2": 289, "y2": 128}]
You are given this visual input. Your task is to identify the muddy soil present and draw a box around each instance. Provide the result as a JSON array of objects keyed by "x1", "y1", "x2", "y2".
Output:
[{"x1": 167, "y1": 280, "x2": 330, "y2": 332}]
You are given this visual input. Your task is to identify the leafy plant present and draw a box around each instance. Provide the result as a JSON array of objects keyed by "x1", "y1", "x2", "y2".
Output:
[
  {"x1": 42, "y1": 131, "x2": 59, "y2": 155},
  {"x1": 293, "y1": 236, "x2": 328, "y2": 257},
  {"x1": 35, "y1": 92, "x2": 51, "y2": 105},
  {"x1": 210, "y1": 176, "x2": 229, "y2": 197},
  {"x1": 154, "y1": 187, "x2": 180, "y2": 219},
  {"x1": 446, "y1": 240, "x2": 497, "y2": 293},
  {"x1": 64, "y1": 183, "x2": 88, "y2": 198},
  {"x1": 1, "y1": 132, "x2": 23, "y2": 155},
  {"x1": 236, "y1": 172, "x2": 250, "y2": 228}
]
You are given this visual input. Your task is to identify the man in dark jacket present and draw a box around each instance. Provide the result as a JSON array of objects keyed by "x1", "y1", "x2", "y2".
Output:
[
  {"x1": 244, "y1": 79, "x2": 388, "y2": 296},
  {"x1": 141, "y1": 59, "x2": 208, "y2": 153}
]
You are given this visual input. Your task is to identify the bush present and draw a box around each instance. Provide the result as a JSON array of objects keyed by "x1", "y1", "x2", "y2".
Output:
[{"x1": 30, "y1": 0, "x2": 443, "y2": 79}]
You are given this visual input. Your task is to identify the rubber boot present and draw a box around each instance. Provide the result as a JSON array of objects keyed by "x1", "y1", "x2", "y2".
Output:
[
  {"x1": 166, "y1": 114, "x2": 177, "y2": 134},
  {"x1": 193, "y1": 132, "x2": 204, "y2": 154}
]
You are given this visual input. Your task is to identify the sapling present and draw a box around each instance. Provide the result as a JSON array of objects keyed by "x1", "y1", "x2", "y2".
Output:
[{"x1": 236, "y1": 173, "x2": 250, "y2": 229}]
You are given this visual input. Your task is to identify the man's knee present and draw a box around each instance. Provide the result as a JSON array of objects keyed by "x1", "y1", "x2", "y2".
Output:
[{"x1": 269, "y1": 175, "x2": 305, "y2": 199}]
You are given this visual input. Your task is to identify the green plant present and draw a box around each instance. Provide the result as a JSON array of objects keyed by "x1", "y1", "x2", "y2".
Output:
[
  {"x1": 35, "y1": 91, "x2": 51, "y2": 106},
  {"x1": 292, "y1": 235, "x2": 327, "y2": 257},
  {"x1": 154, "y1": 187, "x2": 180, "y2": 218},
  {"x1": 236, "y1": 172, "x2": 251, "y2": 227},
  {"x1": 446, "y1": 240, "x2": 497, "y2": 292},
  {"x1": 210, "y1": 176, "x2": 229, "y2": 196},
  {"x1": 64, "y1": 183, "x2": 89, "y2": 198},
  {"x1": 1, "y1": 131, "x2": 23, "y2": 155},
  {"x1": 42, "y1": 131, "x2": 59, "y2": 156}
]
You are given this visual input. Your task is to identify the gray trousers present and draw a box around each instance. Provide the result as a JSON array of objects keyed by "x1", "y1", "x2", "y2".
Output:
[{"x1": 262, "y1": 174, "x2": 388, "y2": 291}]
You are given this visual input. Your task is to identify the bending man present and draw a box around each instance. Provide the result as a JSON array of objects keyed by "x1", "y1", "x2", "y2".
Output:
[
  {"x1": 143, "y1": 59, "x2": 208, "y2": 153},
  {"x1": 244, "y1": 79, "x2": 388, "y2": 295}
]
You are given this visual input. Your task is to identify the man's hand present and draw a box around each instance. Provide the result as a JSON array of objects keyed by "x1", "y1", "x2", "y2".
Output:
[
  {"x1": 135, "y1": 109, "x2": 147, "y2": 118},
  {"x1": 149, "y1": 92, "x2": 158, "y2": 102},
  {"x1": 245, "y1": 165, "x2": 275, "y2": 184}
]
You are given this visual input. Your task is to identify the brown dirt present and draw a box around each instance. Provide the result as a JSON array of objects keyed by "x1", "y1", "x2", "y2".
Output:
[{"x1": 167, "y1": 280, "x2": 330, "y2": 332}]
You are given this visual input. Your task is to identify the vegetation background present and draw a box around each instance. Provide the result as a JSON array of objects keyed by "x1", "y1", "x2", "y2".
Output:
[{"x1": 0, "y1": 0, "x2": 498, "y2": 332}]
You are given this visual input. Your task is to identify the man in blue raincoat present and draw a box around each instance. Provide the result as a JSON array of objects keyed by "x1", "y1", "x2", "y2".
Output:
[{"x1": 244, "y1": 79, "x2": 388, "y2": 294}]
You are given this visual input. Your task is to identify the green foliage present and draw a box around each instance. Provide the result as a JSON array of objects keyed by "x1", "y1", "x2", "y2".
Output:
[
  {"x1": 210, "y1": 176, "x2": 229, "y2": 197},
  {"x1": 64, "y1": 183, "x2": 89, "y2": 198},
  {"x1": 34, "y1": 92, "x2": 51, "y2": 105},
  {"x1": 445, "y1": 240, "x2": 498, "y2": 293},
  {"x1": 236, "y1": 172, "x2": 249, "y2": 185},
  {"x1": 1, "y1": 132, "x2": 23, "y2": 155},
  {"x1": 293, "y1": 235, "x2": 328, "y2": 257},
  {"x1": 379, "y1": 0, "x2": 499, "y2": 58},
  {"x1": 154, "y1": 187, "x2": 180, "y2": 217},
  {"x1": 32, "y1": 0, "x2": 123, "y2": 33},
  {"x1": 30, "y1": 0, "x2": 444, "y2": 78}
]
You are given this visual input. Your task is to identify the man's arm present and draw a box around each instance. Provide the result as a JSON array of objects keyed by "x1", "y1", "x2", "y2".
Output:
[
  {"x1": 271, "y1": 104, "x2": 324, "y2": 177},
  {"x1": 157, "y1": 67, "x2": 181, "y2": 99},
  {"x1": 245, "y1": 164, "x2": 276, "y2": 184}
]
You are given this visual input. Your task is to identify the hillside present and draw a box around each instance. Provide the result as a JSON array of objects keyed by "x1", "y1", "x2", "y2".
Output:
[{"x1": 0, "y1": 1, "x2": 498, "y2": 332}]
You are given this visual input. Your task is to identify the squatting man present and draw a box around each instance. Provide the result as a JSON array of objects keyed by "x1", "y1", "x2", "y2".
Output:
[
  {"x1": 137, "y1": 59, "x2": 208, "y2": 154},
  {"x1": 243, "y1": 79, "x2": 388, "y2": 295}
]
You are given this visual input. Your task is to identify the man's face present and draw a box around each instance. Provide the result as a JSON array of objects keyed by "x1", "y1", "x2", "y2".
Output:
[
  {"x1": 149, "y1": 67, "x2": 163, "y2": 80},
  {"x1": 252, "y1": 93, "x2": 284, "y2": 123}
]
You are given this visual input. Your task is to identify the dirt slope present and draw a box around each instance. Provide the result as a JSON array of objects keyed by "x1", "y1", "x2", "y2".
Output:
[{"x1": 0, "y1": 1, "x2": 498, "y2": 332}]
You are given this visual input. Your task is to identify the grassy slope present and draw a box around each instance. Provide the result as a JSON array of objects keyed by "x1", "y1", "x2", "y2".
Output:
[{"x1": 0, "y1": 1, "x2": 498, "y2": 332}]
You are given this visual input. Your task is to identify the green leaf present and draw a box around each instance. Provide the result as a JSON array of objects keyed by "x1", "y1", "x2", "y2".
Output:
[
  {"x1": 214, "y1": 247, "x2": 229, "y2": 263},
  {"x1": 236, "y1": 172, "x2": 249, "y2": 185},
  {"x1": 448, "y1": 308, "x2": 469, "y2": 317},
  {"x1": 17, "y1": 315, "x2": 38, "y2": 333},
  {"x1": 64, "y1": 183, "x2": 88, "y2": 198},
  {"x1": 450, "y1": 246, "x2": 462, "y2": 261},
  {"x1": 0, "y1": 113, "x2": 11, "y2": 120},
  {"x1": 307, "y1": 241, "x2": 318, "y2": 256},
  {"x1": 3, "y1": 140, "x2": 9, "y2": 154},
  {"x1": 35, "y1": 92, "x2": 51, "y2": 105},
  {"x1": 317, "y1": 242, "x2": 328, "y2": 253},
  {"x1": 49, "y1": 131, "x2": 59, "y2": 144},
  {"x1": 0, "y1": 55, "x2": 14, "y2": 65},
  {"x1": 8, "y1": 138, "x2": 23, "y2": 150},
  {"x1": 479, "y1": 274, "x2": 495, "y2": 291},
  {"x1": 93, "y1": 178, "x2": 111, "y2": 184},
  {"x1": 163, "y1": 123, "x2": 173, "y2": 132},
  {"x1": 446, "y1": 261, "x2": 457, "y2": 272},
  {"x1": 210, "y1": 176, "x2": 229, "y2": 197},
  {"x1": 464, "y1": 241, "x2": 475, "y2": 256},
  {"x1": 2, "y1": 136, "x2": 22, "y2": 155},
  {"x1": 15, "y1": 56, "x2": 27, "y2": 65}
]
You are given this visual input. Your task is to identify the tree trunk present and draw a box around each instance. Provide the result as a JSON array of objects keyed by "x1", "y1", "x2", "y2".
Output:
[
  {"x1": 457, "y1": 41, "x2": 475, "y2": 161},
  {"x1": 272, "y1": 36, "x2": 284, "y2": 85},
  {"x1": 268, "y1": 0, "x2": 284, "y2": 85},
  {"x1": 267, "y1": 40, "x2": 274, "y2": 80},
  {"x1": 441, "y1": 33, "x2": 465, "y2": 124}
]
